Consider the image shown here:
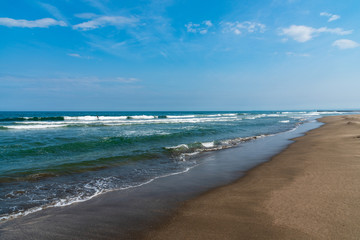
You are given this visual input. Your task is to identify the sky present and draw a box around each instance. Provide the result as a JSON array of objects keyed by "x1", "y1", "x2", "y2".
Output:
[{"x1": 0, "y1": 0, "x2": 359, "y2": 111}]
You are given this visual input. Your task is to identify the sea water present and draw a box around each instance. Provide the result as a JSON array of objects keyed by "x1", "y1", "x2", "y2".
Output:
[{"x1": 0, "y1": 111, "x2": 349, "y2": 221}]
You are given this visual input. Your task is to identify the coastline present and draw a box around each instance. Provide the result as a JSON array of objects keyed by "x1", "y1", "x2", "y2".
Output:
[
  {"x1": 0, "y1": 116, "x2": 349, "y2": 239},
  {"x1": 143, "y1": 115, "x2": 360, "y2": 239},
  {"x1": 0, "y1": 111, "x2": 308, "y2": 221}
]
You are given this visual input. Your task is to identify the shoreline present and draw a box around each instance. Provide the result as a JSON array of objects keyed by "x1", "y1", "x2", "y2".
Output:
[
  {"x1": 143, "y1": 115, "x2": 360, "y2": 239},
  {"x1": 0, "y1": 111, "x2": 309, "y2": 223},
  {"x1": 0, "y1": 118, "x2": 330, "y2": 239},
  {"x1": 0, "y1": 131, "x2": 287, "y2": 223}
]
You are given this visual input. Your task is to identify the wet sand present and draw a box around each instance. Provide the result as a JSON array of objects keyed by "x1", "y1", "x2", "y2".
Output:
[{"x1": 144, "y1": 115, "x2": 360, "y2": 240}]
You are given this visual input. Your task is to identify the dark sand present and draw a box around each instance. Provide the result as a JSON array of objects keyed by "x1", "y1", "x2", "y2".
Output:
[{"x1": 144, "y1": 115, "x2": 360, "y2": 240}]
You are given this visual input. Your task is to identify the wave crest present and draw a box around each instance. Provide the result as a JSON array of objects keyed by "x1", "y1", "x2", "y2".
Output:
[{"x1": 165, "y1": 135, "x2": 266, "y2": 161}]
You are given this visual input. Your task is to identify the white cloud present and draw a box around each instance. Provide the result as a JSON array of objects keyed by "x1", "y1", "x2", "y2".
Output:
[
  {"x1": 280, "y1": 25, "x2": 352, "y2": 42},
  {"x1": 0, "y1": 17, "x2": 67, "y2": 28},
  {"x1": 185, "y1": 20, "x2": 213, "y2": 34},
  {"x1": 332, "y1": 39, "x2": 359, "y2": 49},
  {"x1": 280, "y1": 25, "x2": 312, "y2": 42},
  {"x1": 320, "y1": 12, "x2": 340, "y2": 22},
  {"x1": 222, "y1": 21, "x2": 266, "y2": 35},
  {"x1": 73, "y1": 16, "x2": 139, "y2": 31},
  {"x1": 203, "y1": 20, "x2": 213, "y2": 27},
  {"x1": 116, "y1": 77, "x2": 139, "y2": 83}
]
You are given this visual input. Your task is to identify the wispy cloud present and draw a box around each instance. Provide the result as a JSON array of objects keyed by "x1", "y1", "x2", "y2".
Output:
[
  {"x1": 320, "y1": 12, "x2": 340, "y2": 22},
  {"x1": 286, "y1": 52, "x2": 310, "y2": 57},
  {"x1": 75, "y1": 13, "x2": 99, "y2": 19},
  {"x1": 280, "y1": 25, "x2": 352, "y2": 42},
  {"x1": 116, "y1": 77, "x2": 140, "y2": 83},
  {"x1": 39, "y1": 2, "x2": 68, "y2": 24},
  {"x1": 67, "y1": 53, "x2": 93, "y2": 59},
  {"x1": 332, "y1": 39, "x2": 359, "y2": 49},
  {"x1": 81, "y1": 0, "x2": 177, "y2": 58},
  {"x1": 85, "y1": 36, "x2": 138, "y2": 59},
  {"x1": 222, "y1": 21, "x2": 265, "y2": 35},
  {"x1": 68, "y1": 53, "x2": 81, "y2": 58},
  {"x1": 185, "y1": 20, "x2": 213, "y2": 34},
  {"x1": 84, "y1": 0, "x2": 109, "y2": 13},
  {"x1": 0, "y1": 17, "x2": 67, "y2": 28},
  {"x1": 73, "y1": 15, "x2": 139, "y2": 30},
  {"x1": 0, "y1": 74, "x2": 141, "y2": 90}
]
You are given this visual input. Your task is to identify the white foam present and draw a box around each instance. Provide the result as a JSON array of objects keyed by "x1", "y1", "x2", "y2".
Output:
[
  {"x1": 124, "y1": 130, "x2": 170, "y2": 137},
  {"x1": 0, "y1": 166, "x2": 196, "y2": 223},
  {"x1": 98, "y1": 116, "x2": 128, "y2": 120},
  {"x1": 64, "y1": 116, "x2": 128, "y2": 121},
  {"x1": 129, "y1": 115, "x2": 155, "y2": 119},
  {"x1": 279, "y1": 120, "x2": 290, "y2": 123},
  {"x1": 165, "y1": 144, "x2": 189, "y2": 149},
  {"x1": 317, "y1": 111, "x2": 344, "y2": 115},
  {"x1": 179, "y1": 152, "x2": 200, "y2": 161},
  {"x1": 244, "y1": 114, "x2": 266, "y2": 120},
  {"x1": 184, "y1": 152, "x2": 200, "y2": 156},
  {"x1": 166, "y1": 115, "x2": 195, "y2": 118},
  {"x1": 103, "y1": 117, "x2": 240, "y2": 125},
  {"x1": 64, "y1": 116, "x2": 97, "y2": 121},
  {"x1": 304, "y1": 112, "x2": 320, "y2": 116},
  {"x1": 4, "y1": 124, "x2": 67, "y2": 129},
  {"x1": 8, "y1": 115, "x2": 244, "y2": 128},
  {"x1": 201, "y1": 141, "x2": 214, "y2": 148}
]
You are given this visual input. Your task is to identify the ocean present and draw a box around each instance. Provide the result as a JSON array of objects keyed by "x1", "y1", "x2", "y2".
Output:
[{"x1": 0, "y1": 111, "x2": 349, "y2": 221}]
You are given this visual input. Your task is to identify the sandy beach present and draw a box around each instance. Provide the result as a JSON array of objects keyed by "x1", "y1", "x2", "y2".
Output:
[{"x1": 144, "y1": 115, "x2": 360, "y2": 240}]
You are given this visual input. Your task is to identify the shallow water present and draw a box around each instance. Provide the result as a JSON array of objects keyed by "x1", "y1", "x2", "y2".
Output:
[{"x1": 0, "y1": 110, "x2": 350, "y2": 220}]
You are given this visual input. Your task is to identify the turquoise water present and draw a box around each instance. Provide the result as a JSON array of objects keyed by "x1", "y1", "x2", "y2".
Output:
[{"x1": 0, "y1": 111, "x2": 349, "y2": 220}]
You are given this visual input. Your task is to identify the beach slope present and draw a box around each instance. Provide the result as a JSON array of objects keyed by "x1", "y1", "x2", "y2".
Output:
[{"x1": 144, "y1": 115, "x2": 360, "y2": 240}]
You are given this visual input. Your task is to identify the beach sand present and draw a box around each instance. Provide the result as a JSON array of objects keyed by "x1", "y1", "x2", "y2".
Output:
[{"x1": 143, "y1": 115, "x2": 360, "y2": 240}]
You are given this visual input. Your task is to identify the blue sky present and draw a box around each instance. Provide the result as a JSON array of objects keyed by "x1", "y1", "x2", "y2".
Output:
[{"x1": 0, "y1": 0, "x2": 359, "y2": 111}]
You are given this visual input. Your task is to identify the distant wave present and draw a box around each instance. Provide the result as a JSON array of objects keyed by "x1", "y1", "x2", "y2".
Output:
[
  {"x1": 64, "y1": 116, "x2": 128, "y2": 121},
  {"x1": 0, "y1": 114, "x2": 242, "y2": 130},
  {"x1": 0, "y1": 111, "x2": 349, "y2": 131},
  {"x1": 0, "y1": 113, "x2": 250, "y2": 123},
  {"x1": 3, "y1": 124, "x2": 68, "y2": 129},
  {"x1": 0, "y1": 116, "x2": 65, "y2": 122}
]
